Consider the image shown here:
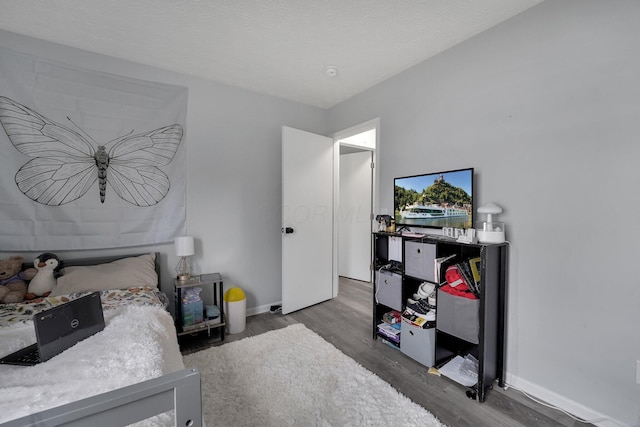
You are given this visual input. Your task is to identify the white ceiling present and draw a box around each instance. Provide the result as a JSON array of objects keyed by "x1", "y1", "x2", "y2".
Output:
[{"x1": 0, "y1": 0, "x2": 543, "y2": 109}]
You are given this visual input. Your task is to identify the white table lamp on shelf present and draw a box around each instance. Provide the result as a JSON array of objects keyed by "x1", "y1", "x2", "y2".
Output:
[
  {"x1": 476, "y1": 202, "x2": 506, "y2": 244},
  {"x1": 174, "y1": 236, "x2": 195, "y2": 281}
]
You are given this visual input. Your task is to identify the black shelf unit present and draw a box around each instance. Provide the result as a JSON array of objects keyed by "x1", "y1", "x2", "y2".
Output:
[
  {"x1": 174, "y1": 274, "x2": 226, "y2": 342},
  {"x1": 372, "y1": 232, "x2": 507, "y2": 402}
]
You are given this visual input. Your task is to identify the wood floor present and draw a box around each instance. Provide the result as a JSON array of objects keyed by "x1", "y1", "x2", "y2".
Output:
[{"x1": 180, "y1": 277, "x2": 591, "y2": 427}]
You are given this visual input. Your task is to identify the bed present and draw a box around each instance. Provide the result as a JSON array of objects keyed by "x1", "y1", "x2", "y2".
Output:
[{"x1": 0, "y1": 252, "x2": 202, "y2": 426}]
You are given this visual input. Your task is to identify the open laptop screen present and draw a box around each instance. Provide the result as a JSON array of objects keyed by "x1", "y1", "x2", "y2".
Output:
[{"x1": 36, "y1": 291, "x2": 105, "y2": 362}]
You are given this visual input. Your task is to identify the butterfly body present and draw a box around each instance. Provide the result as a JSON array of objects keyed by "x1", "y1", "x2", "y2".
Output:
[
  {"x1": 95, "y1": 145, "x2": 109, "y2": 203},
  {"x1": 0, "y1": 96, "x2": 183, "y2": 207}
]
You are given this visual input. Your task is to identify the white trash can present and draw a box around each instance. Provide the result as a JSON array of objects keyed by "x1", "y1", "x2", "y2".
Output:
[{"x1": 224, "y1": 287, "x2": 246, "y2": 334}]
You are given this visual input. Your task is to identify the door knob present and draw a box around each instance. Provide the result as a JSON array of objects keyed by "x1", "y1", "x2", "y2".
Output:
[{"x1": 282, "y1": 227, "x2": 294, "y2": 234}]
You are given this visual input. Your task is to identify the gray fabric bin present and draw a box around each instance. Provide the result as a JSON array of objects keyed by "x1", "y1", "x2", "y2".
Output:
[
  {"x1": 401, "y1": 319, "x2": 436, "y2": 367},
  {"x1": 376, "y1": 270, "x2": 402, "y2": 312},
  {"x1": 436, "y1": 289, "x2": 479, "y2": 344},
  {"x1": 404, "y1": 241, "x2": 436, "y2": 281}
]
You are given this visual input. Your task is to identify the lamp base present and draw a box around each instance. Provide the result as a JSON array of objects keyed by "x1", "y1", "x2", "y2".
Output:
[
  {"x1": 476, "y1": 222, "x2": 505, "y2": 244},
  {"x1": 477, "y1": 230, "x2": 505, "y2": 244},
  {"x1": 175, "y1": 256, "x2": 193, "y2": 282}
]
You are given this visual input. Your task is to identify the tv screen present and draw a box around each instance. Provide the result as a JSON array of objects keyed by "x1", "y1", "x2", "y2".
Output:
[{"x1": 394, "y1": 167, "x2": 474, "y2": 230}]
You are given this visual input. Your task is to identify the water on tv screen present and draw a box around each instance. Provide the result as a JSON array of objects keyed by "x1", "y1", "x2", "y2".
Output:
[{"x1": 394, "y1": 168, "x2": 474, "y2": 229}]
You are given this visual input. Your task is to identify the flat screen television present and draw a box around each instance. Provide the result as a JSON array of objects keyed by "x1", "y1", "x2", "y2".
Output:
[{"x1": 394, "y1": 167, "x2": 474, "y2": 230}]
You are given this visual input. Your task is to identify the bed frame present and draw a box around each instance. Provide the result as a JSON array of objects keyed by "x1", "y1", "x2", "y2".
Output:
[
  {"x1": 8, "y1": 252, "x2": 203, "y2": 427},
  {"x1": 3, "y1": 368, "x2": 202, "y2": 427}
]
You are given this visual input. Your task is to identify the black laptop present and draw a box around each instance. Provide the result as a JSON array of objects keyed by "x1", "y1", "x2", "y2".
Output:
[{"x1": 0, "y1": 291, "x2": 105, "y2": 366}]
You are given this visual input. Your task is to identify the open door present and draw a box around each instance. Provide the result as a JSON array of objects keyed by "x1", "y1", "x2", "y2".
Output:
[{"x1": 281, "y1": 126, "x2": 336, "y2": 314}]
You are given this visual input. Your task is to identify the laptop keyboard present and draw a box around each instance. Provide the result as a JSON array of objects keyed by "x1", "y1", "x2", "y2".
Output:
[{"x1": 16, "y1": 349, "x2": 40, "y2": 364}]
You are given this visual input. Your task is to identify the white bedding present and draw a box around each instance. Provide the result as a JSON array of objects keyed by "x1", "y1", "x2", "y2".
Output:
[{"x1": 0, "y1": 293, "x2": 184, "y2": 424}]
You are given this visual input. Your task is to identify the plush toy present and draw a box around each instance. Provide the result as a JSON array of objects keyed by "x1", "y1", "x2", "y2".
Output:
[
  {"x1": 25, "y1": 253, "x2": 62, "y2": 299},
  {"x1": 0, "y1": 256, "x2": 37, "y2": 304}
]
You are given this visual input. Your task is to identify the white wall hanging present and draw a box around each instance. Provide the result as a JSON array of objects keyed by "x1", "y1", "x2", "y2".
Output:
[{"x1": 0, "y1": 47, "x2": 188, "y2": 251}]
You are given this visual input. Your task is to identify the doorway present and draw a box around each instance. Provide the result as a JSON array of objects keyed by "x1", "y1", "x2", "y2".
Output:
[{"x1": 334, "y1": 119, "x2": 378, "y2": 284}]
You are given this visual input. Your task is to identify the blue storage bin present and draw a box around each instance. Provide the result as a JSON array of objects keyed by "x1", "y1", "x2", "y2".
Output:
[{"x1": 182, "y1": 300, "x2": 204, "y2": 326}]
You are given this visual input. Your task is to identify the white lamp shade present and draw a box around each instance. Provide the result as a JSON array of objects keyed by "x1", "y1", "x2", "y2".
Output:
[
  {"x1": 174, "y1": 236, "x2": 195, "y2": 257},
  {"x1": 477, "y1": 202, "x2": 503, "y2": 216}
]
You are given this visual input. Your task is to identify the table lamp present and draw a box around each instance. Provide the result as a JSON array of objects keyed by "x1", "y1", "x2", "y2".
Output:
[
  {"x1": 174, "y1": 236, "x2": 194, "y2": 281},
  {"x1": 476, "y1": 202, "x2": 505, "y2": 243}
]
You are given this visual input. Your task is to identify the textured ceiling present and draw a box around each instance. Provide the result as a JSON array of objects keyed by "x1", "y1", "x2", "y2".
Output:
[{"x1": 0, "y1": 0, "x2": 543, "y2": 109}]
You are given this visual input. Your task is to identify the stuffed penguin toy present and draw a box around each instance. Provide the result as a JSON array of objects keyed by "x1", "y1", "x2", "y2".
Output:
[{"x1": 27, "y1": 253, "x2": 62, "y2": 298}]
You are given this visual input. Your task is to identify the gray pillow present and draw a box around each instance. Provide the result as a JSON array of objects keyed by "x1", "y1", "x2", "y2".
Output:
[{"x1": 50, "y1": 253, "x2": 158, "y2": 296}]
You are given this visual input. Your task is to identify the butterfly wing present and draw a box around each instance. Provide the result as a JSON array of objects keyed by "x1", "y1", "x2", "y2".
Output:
[
  {"x1": 17, "y1": 157, "x2": 98, "y2": 205},
  {"x1": 108, "y1": 124, "x2": 183, "y2": 206},
  {"x1": 0, "y1": 96, "x2": 97, "y2": 205},
  {"x1": 0, "y1": 96, "x2": 95, "y2": 158}
]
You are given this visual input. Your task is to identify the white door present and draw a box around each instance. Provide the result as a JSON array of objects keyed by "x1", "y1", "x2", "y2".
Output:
[
  {"x1": 339, "y1": 151, "x2": 372, "y2": 282},
  {"x1": 282, "y1": 126, "x2": 336, "y2": 314}
]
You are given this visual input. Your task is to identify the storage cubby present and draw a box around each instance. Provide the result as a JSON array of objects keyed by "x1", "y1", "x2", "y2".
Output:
[{"x1": 372, "y1": 232, "x2": 507, "y2": 402}]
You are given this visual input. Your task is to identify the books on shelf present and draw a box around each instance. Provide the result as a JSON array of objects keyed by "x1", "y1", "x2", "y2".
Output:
[
  {"x1": 377, "y1": 322, "x2": 401, "y2": 343},
  {"x1": 469, "y1": 257, "x2": 481, "y2": 285},
  {"x1": 457, "y1": 261, "x2": 479, "y2": 296},
  {"x1": 377, "y1": 321, "x2": 400, "y2": 335},
  {"x1": 401, "y1": 309, "x2": 435, "y2": 328},
  {"x1": 434, "y1": 254, "x2": 457, "y2": 284}
]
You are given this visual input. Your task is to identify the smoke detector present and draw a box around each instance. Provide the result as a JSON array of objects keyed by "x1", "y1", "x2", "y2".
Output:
[{"x1": 324, "y1": 65, "x2": 339, "y2": 78}]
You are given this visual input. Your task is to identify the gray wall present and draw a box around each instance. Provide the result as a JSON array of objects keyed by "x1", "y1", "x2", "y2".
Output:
[
  {"x1": 0, "y1": 29, "x2": 327, "y2": 315},
  {"x1": 328, "y1": 1, "x2": 640, "y2": 425}
]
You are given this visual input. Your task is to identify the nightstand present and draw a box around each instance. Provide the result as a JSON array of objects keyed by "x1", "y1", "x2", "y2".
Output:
[{"x1": 174, "y1": 273, "x2": 225, "y2": 342}]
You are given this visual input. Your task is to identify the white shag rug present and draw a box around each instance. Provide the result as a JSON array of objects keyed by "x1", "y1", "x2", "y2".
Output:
[{"x1": 183, "y1": 324, "x2": 445, "y2": 427}]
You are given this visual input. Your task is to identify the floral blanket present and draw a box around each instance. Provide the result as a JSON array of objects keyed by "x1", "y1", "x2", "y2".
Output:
[{"x1": 0, "y1": 287, "x2": 167, "y2": 326}]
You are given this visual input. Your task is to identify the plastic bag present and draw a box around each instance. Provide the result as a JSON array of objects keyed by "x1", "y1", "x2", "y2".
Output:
[{"x1": 459, "y1": 354, "x2": 479, "y2": 381}]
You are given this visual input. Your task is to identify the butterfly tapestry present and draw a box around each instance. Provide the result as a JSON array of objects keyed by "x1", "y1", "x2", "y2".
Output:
[{"x1": 0, "y1": 96, "x2": 183, "y2": 207}]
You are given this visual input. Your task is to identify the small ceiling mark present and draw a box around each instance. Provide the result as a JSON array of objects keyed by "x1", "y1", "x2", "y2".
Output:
[{"x1": 324, "y1": 65, "x2": 339, "y2": 78}]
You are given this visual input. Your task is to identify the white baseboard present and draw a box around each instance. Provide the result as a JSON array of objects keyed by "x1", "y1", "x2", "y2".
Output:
[
  {"x1": 246, "y1": 301, "x2": 281, "y2": 317},
  {"x1": 506, "y1": 374, "x2": 629, "y2": 427}
]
